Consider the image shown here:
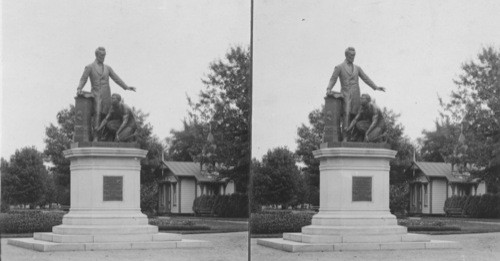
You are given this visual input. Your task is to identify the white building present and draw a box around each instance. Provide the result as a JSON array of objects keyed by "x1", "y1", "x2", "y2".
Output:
[{"x1": 157, "y1": 161, "x2": 235, "y2": 214}]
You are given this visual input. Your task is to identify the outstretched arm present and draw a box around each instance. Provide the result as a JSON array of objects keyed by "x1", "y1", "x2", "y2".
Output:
[
  {"x1": 358, "y1": 67, "x2": 385, "y2": 92},
  {"x1": 109, "y1": 66, "x2": 137, "y2": 92}
]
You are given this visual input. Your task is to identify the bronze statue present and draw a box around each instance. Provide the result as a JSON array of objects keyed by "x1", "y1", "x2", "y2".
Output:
[
  {"x1": 76, "y1": 47, "x2": 137, "y2": 141},
  {"x1": 326, "y1": 47, "x2": 386, "y2": 141},
  {"x1": 346, "y1": 94, "x2": 386, "y2": 142},
  {"x1": 96, "y1": 93, "x2": 137, "y2": 142}
]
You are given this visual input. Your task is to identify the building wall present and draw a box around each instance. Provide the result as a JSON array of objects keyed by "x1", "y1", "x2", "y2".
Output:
[
  {"x1": 180, "y1": 178, "x2": 196, "y2": 214},
  {"x1": 476, "y1": 181, "x2": 487, "y2": 195},
  {"x1": 431, "y1": 179, "x2": 447, "y2": 214}
]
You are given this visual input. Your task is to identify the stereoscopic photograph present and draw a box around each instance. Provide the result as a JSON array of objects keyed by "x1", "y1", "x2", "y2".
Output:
[{"x1": 2, "y1": 0, "x2": 500, "y2": 261}]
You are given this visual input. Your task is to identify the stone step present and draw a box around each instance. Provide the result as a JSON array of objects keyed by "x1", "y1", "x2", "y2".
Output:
[
  {"x1": 257, "y1": 238, "x2": 460, "y2": 252},
  {"x1": 33, "y1": 232, "x2": 182, "y2": 243},
  {"x1": 52, "y1": 224, "x2": 159, "y2": 235},
  {"x1": 283, "y1": 232, "x2": 430, "y2": 244},
  {"x1": 302, "y1": 225, "x2": 407, "y2": 235},
  {"x1": 8, "y1": 238, "x2": 211, "y2": 252}
]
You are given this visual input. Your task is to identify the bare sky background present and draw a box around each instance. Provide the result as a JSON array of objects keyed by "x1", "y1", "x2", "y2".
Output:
[
  {"x1": 1, "y1": 0, "x2": 250, "y2": 159},
  {"x1": 3, "y1": 0, "x2": 500, "y2": 162},
  {"x1": 253, "y1": 0, "x2": 500, "y2": 159}
]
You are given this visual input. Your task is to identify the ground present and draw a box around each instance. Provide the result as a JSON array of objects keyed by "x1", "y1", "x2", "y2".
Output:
[
  {"x1": 1, "y1": 232, "x2": 248, "y2": 261},
  {"x1": 250, "y1": 232, "x2": 500, "y2": 261}
]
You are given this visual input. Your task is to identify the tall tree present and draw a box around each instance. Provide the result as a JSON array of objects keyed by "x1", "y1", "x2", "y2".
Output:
[
  {"x1": 183, "y1": 46, "x2": 250, "y2": 192},
  {"x1": 252, "y1": 147, "x2": 304, "y2": 207},
  {"x1": 295, "y1": 108, "x2": 323, "y2": 205},
  {"x1": 1, "y1": 147, "x2": 48, "y2": 208},
  {"x1": 439, "y1": 46, "x2": 500, "y2": 191}
]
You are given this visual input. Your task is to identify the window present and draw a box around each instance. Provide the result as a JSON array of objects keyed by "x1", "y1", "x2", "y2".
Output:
[{"x1": 172, "y1": 183, "x2": 177, "y2": 206}]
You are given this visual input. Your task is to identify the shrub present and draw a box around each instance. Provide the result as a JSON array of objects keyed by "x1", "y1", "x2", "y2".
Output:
[
  {"x1": 193, "y1": 194, "x2": 248, "y2": 218},
  {"x1": 444, "y1": 193, "x2": 500, "y2": 218},
  {"x1": 140, "y1": 182, "x2": 158, "y2": 217},
  {"x1": 389, "y1": 183, "x2": 409, "y2": 215},
  {"x1": 250, "y1": 211, "x2": 314, "y2": 234},
  {"x1": 0, "y1": 210, "x2": 64, "y2": 233}
]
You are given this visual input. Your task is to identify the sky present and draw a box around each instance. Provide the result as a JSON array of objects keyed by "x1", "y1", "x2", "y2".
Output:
[
  {"x1": 1, "y1": 0, "x2": 250, "y2": 159},
  {"x1": 3, "y1": 1, "x2": 500, "y2": 162},
  {"x1": 252, "y1": 0, "x2": 500, "y2": 159}
]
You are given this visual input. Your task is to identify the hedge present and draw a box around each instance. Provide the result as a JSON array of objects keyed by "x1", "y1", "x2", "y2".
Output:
[
  {"x1": 444, "y1": 193, "x2": 500, "y2": 218},
  {"x1": 250, "y1": 211, "x2": 314, "y2": 234},
  {"x1": 0, "y1": 210, "x2": 64, "y2": 233},
  {"x1": 192, "y1": 194, "x2": 248, "y2": 218}
]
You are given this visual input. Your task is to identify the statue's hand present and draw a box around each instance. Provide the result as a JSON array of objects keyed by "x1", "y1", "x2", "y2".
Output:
[
  {"x1": 115, "y1": 134, "x2": 120, "y2": 142},
  {"x1": 128, "y1": 86, "x2": 137, "y2": 92},
  {"x1": 77, "y1": 89, "x2": 83, "y2": 96},
  {"x1": 365, "y1": 135, "x2": 370, "y2": 142}
]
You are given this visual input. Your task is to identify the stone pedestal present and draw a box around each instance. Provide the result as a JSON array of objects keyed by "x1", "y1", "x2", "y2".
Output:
[
  {"x1": 257, "y1": 145, "x2": 460, "y2": 252},
  {"x1": 8, "y1": 146, "x2": 210, "y2": 252}
]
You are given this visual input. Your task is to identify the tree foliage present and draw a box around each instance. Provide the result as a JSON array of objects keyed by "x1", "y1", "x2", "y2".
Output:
[
  {"x1": 435, "y1": 46, "x2": 500, "y2": 191},
  {"x1": 170, "y1": 46, "x2": 251, "y2": 192},
  {"x1": 252, "y1": 147, "x2": 305, "y2": 207},
  {"x1": 1, "y1": 147, "x2": 49, "y2": 207}
]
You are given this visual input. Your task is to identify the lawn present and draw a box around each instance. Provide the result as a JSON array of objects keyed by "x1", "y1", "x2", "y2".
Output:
[
  {"x1": 401, "y1": 216, "x2": 500, "y2": 234},
  {"x1": 0, "y1": 212, "x2": 248, "y2": 238}
]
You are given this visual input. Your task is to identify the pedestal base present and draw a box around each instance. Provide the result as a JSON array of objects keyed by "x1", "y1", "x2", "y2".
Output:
[
  {"x1": 257, "y1": 236, "x2": 459, "y2": 252},
  {"x1": 258, "y1": 146, "x2": 459, "y2": 252},
  {"x1": 8, "y1": 146, "x2": 210, "y2": 251}
]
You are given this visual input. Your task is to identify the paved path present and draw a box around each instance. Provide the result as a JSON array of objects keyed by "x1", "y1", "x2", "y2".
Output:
[
  {"x1": 1, "y1": 232, "x2": 248, "y2": 261},
  {"x1": 3, "y1": 232, "x2": 500, "y2": 260},
  {"x1": 251, "y1": 232, "x2": 500, "y2": 261}
]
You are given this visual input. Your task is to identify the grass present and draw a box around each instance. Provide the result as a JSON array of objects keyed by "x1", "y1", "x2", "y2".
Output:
[
  {"x1": 399, "y1": 216, "x2": 500, "y2": 235},
  {"x1": 0, "y1": 212, "x2": 248, "y2": 238}
]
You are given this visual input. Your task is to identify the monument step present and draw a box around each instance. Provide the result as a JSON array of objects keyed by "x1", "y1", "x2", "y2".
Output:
[
  {"x1": 62, "y1": 216, "x2": 149, "y2": 226},
  {"x1": 283, "y1": 232, "x2": 430, "y2": 244},
  {"x1": 33, "y1": 232, "x2": 182, "y2": 243},
  {"x1": 311, "y1": 217, "x2": 397, "y2": 226},
  {"x1": 257, "y1": 238, "x2": 460, "y2": 252},
  {"x1": 8, "y1": 237, "x2": 211, "y2": 252},
  {"x1": 302, "y1": 225, "x2": 407, "y2": 235},
  {"x1": 52, "y1": 224, "x2": 159, "y2": 235}
]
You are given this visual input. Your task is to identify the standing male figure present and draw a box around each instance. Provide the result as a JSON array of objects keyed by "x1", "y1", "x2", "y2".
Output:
[
  {"x1": 76, "y1": 47, "x2": 137, "y2": 141},
  {"x1": 326, "y1": 47, "x2": 385, "y2": 141}
]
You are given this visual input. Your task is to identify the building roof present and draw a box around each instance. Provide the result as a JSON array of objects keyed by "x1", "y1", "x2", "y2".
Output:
[
  {"x1": 413, "y1": 161, "x2": 475, "y2": 183},
  {"x1": 162, "y1": 161, "x2": 226, "y2": 183}
]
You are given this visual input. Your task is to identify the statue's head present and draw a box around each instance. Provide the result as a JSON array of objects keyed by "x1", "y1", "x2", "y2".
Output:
[
  {"x1": 95, "y1": 47, "x2": 106, "y2": 63},
  {"x1": 111, "y1": 93, "x2": 122, "y2": 106},
  {"x1": 345, "y1": 47, "x2": 356, "y2": 63},
  {"x1": 360, "y1": 93, "x2": 371, "y2": 105}
]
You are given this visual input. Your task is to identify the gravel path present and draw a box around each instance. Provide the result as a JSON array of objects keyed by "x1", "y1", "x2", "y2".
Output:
[
  {"x1": 251, "y1": 232, "x2": 500, "y2": 261},
  {"x1": 1, "y1": 232, "x2": 248, "y2": 261}
]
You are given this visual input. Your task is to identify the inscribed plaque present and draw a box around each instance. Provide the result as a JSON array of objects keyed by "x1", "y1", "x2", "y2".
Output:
[
  {"x1": 352, "y1": 176, "x2": 372, "y2": 201},
  {"x1": 103, "y1": 176, "x2": 123, "y2": 201}
]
